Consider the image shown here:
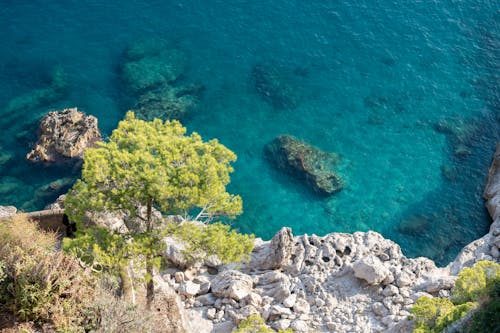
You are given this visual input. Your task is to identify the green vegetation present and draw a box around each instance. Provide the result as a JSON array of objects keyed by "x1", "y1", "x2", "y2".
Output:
[
  {"x1": 167, "y1": 221, "x2": 254, "y2": 265},
  {"x1": 234, "y1": 314, "x2": 293, "y2": 333},
  {"x1": 64, "y1": 112, "x2": 248, "y2": 307},
  {"x1": 466, "y1": 280, "x2": 500, "y2": 332},
  {"x1": 411, "y1": 260, "x2": 500, "y2": 333}
]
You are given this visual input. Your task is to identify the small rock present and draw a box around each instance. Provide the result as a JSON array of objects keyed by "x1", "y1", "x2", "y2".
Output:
[
  {"x1": 196, "y1": 293, "x2": 217, "y2": 306},
  {"x1": 293, "y1": 298, "x2": 311, "y2": 314},
  {"x1": 174, "y1": 271, "x2": 184, "y2": 283},
  {"x1": 491, "y1": 246, "x2": 500, "y2": 258},
  {"x1": 395, "y1": 272, "x2": 413, "y2": 288},
  {"x1": 326, "y1": 322, "x2": 338, "y2": 330},
  {"x1": 179, "y1": 281, "x2": 200, "y2": 297},
  {"x1": 382, "y1": 285, "x2": 399, "y2": 297},
  {"x1": 283, "y1": 293, "x2": 297, "y2": 308},
  {"x1": 424, "y1": 276, "x2": 456, "y2": 293},
  {"x1": 372, "y1": 302, "x2": 389, "y2": 317},
  {"x1": 274, "y1": 319, "x2": 291, "y2": 330},
  {"x1": 206, "y1": 308, "x2": 216, "y2": 320},
  {"x1": 243, "y1": 292, "x2": 262, "y2": 307},
  {"x1": 291, "y1": 319, "x2": 309, "y2": 332}
]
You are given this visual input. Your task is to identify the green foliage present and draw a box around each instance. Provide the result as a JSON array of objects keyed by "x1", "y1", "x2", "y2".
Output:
[
  {"x1": 411, "y1": 261, "x2": 500, "y2": 333},
  {"x1": 167, "y1": 221, "x2": 254, "y2": 264},
  {"x1": 62, "y1": 227, "x2": 131, "y2": 274},
  {"x1": 64, "y1": 112, "x2": 245, "y2": 305},
  {"x1": 466, "y1": 279, "x2": 500, "y2": 333},
  {"x1": 411, "y1": 296, "x2": 476, "y2": 333},
  {"x1": 234, "y1": 314, "x2": 293, "y2": 333},
  {"x1": 452, "y1": 260, "x2": 500, "y2": 304},
  {"x1": 65, "y1": 111, "x2": 242, "y2": 225}
]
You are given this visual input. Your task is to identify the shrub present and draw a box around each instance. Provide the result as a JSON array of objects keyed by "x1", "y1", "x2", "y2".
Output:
[
  {"x1": 234, "y1": 314, "x2": 293, "y2": 333},
  {"x1": 0, "y1": 216, "x2": 96, "y2": 332},
  {"x1": 411, "y1": 260, "x2": 500, "y2": 333},
  {"x1": 452, "y1": 260, "x2": 500, "y2": 304},
  {"x1": 464, "y1": 277, "x2": 500, "y2": 333}
]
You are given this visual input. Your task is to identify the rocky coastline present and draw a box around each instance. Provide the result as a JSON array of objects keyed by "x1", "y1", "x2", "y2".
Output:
[
  {"x1": 2, "y1": 114, "x2": 499, "y2": 332},
  {"x1": 162, "y1": 144, "x2": 500, "y2": 333}
]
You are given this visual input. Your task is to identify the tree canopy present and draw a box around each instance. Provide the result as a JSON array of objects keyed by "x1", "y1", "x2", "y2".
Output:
[{"x1": 65, "y1": 111, "x2": 242, "y2": 225}]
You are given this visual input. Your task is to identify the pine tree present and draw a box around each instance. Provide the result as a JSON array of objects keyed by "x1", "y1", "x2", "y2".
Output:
[{"x1": 65, "y1": 111, "x2": 244, "y2": 307}]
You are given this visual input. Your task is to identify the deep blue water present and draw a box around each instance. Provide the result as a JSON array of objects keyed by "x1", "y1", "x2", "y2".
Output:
[{"x1": 0, "y1": 1, "x2": 499, "y2": 265}]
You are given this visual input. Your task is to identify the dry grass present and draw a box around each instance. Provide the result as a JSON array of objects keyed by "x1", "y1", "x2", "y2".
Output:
[{"x1": 0, "y1": 215, "x2": 187, "y2": 333}]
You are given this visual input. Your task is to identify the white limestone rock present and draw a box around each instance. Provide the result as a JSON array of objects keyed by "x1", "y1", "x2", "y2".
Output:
[
  {"x1": 211, "y1": 270, "x2": 254, "y2": 301},
  {"x1": 353, "y1": 255, "x2": 391, "y2": 285},
  {"x1": 0, "y1": 205, "x2": 16, "y2": 218}
]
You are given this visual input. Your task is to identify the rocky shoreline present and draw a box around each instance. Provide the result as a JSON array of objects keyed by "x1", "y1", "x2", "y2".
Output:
[
  {"x1": 2, "y1": 134, "x2": 499, "y2": 332},
  {"x1": 163, "y1": 144, "x2": 500, "y2": 333}
]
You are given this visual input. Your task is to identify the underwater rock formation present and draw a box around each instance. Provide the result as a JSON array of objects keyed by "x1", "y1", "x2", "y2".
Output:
[
  {"x1": 26, "y1": 107, "x2": 101, "y2": 163},
  {"x1": 252, "y1": 62, "x2": 302, "y2": 109},
  {"x1": 4, "y1": 66, "x2": 68, "y2": 114},
  {"x1": 433, "y1": 117, "x2": 481, "y2": 158},
  {"x1": 133, "y1": 84, "x2": 203, "y2": 121},
  {"x1": 120, "y1": 38, "x2": 201, "y2": 122},
  {"x1": 122, "y1": 50, "x2": 186, "y2": 93},
  {"x1": 264, "y1": 135, "x2": 343, "y2": 195}
]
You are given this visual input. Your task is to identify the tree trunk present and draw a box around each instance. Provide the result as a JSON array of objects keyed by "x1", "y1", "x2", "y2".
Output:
[
  {"x1": 120, "y1": 264, "x2": 135, "y2": 304},
  {"x1": 145, "y1": 199, "x2": 154, "y2": 309}
]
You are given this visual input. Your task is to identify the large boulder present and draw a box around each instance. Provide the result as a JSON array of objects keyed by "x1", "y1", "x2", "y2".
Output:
[
  {"x1": 26, "y1": 108, "x2": 101, "y2": 163},
  {"x1": 248, "y1": 227, "x2": 294, "y2": 270},
  {"x1": 353, "y1": 255, "x2": 391, "y2": 285},
  {"x1": 211, "y1": 270, "x2": 254, "y2": 301},
  {"x1": 264, "y1": 135, "x2": 343, "y2": 195}
]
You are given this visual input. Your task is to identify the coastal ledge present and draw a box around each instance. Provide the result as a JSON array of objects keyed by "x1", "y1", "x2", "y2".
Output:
[
  {"x1": 166, "y1": 144, "x2": 500, "y2": 333},
  {"x1": 1, "y1": 145, "x2": 499, "y2": 332}
]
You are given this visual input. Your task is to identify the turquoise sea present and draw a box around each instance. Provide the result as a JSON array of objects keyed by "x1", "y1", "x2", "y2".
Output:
[{"x1": 0, "y1": 1, "x2": 498, "y2": 265}]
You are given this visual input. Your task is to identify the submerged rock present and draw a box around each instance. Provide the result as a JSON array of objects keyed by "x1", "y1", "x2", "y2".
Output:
[
  {"x1": 433, "y1": 117, "x2": 480, "y2": 159},
  {"x1": 121, "y1": 41, "x2": 186, "y2": 93},
  {"x1": 133, "y1": 84, "x2": 203, "y2": 121},
  {"x1": 252, "y1": 63, "x2": 301, "y2": 109},
  {"x1": 26, "y1": 107, "x2": 101, "y2": 163},
  {"x1": 264, "y1": 135, "x2": 343, "y2": 195},
  {"x1": 120, "y1": 38, "x2": 201, "y2": 122},
  {"x1": 4, "y1": 66, "x2": 68, "y2": 114}
]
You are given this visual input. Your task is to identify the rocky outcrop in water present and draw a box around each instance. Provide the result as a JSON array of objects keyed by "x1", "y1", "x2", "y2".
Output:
[
  {"x1": 26, "y1": 108, "x2": 101, "y2": 163},
  {"x1": 264, "y1": 135, "x2": 343, "y2": 195}
]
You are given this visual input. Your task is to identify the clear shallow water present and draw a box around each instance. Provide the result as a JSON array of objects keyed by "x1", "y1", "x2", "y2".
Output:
[{"x1": 0, "y1": 1, "x2": 498, "y2": 265}]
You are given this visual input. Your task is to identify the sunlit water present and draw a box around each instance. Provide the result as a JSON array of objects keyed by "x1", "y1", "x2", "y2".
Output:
[{"x1": 0, "y1": 1, "x2": 498, "y2": 265}]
